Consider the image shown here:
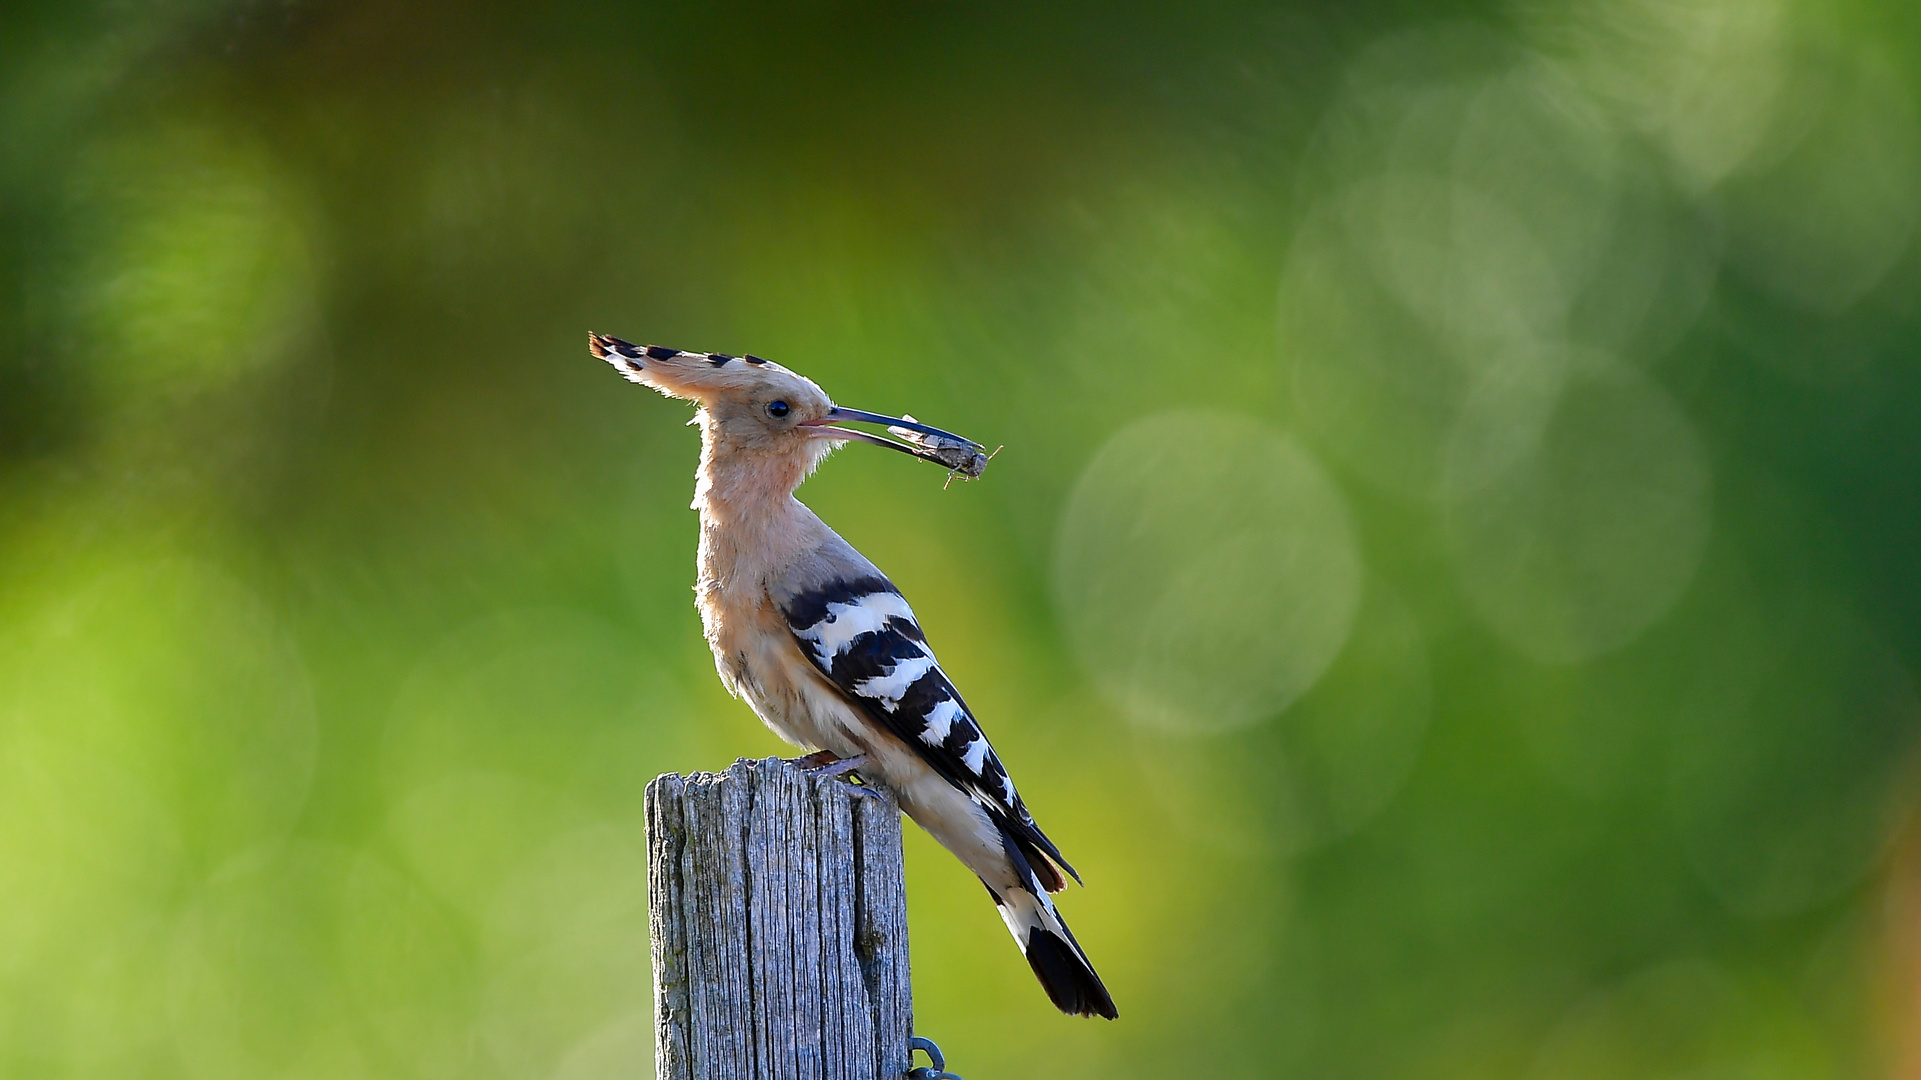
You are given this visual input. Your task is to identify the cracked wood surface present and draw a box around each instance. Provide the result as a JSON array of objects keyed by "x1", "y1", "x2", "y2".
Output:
[{"x1": 646, "y1": 757, "x2": 912, "y2": 1080}]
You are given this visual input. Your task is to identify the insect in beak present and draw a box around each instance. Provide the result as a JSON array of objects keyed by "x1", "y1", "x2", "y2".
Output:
[{"x1": 800, "y1": 407, "x2": 996, "y2": 482}]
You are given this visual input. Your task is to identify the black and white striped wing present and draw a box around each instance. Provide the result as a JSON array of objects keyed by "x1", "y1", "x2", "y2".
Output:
[{"x1": 782, "y1": 575, "x2": 1078, "y2": 888}]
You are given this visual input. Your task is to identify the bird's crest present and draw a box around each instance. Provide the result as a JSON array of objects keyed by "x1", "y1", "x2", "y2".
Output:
[{"x1": 590, "y1": 332, "x2": 825, "y2": 405}]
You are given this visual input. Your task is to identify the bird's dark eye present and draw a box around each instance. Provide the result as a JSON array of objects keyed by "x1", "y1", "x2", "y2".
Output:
[{"x1": 767, "y1": 400, "x2": 791, "y2": 419}]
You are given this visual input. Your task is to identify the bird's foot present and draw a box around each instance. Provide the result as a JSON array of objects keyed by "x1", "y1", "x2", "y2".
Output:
[
  {"x1": 790, "y1": 750, "x2": 870, "y2": 779},
  {"x1": 811, "y1": 753, "x2": 871, "y2": 780},
  {"x1": 790, "y1": 751, "x2": 882, "y2": 798},
  {"x1": 790, "y1": 749, "x2": 843, "y2": 771}
]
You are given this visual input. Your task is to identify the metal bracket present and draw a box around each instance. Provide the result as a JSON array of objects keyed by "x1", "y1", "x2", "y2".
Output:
[{"x1": 906, "y1": 1035, "x2": 964, "y2": 1079}]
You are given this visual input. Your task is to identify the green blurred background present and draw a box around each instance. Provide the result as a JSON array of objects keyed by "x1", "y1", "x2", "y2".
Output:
[{"x1": 5, "y1": 0, "x2": 1921, "y2": 1077}]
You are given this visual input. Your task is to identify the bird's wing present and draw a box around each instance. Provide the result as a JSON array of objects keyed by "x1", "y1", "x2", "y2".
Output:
[{"x1": 779, "y1": 573, "x2": 1080, "y2": 890}]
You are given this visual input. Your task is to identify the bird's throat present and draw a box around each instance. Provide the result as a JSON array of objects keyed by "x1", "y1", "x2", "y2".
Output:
[
  {"x1": 692, "y1": 435, "x2": 825, "y2": 600},
  {"x1": 694, "y1": 438, "x2": 810, "y2": 516}
]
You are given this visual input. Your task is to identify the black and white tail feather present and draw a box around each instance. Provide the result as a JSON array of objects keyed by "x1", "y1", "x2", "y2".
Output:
[{"x1": 783, "y1": 576, "x2": 1118, "y2": 1019}]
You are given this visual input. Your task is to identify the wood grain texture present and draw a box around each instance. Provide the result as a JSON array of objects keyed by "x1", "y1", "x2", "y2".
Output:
[{"x1": 646, "y1": 758, "x2": 913, "y2": 1080}]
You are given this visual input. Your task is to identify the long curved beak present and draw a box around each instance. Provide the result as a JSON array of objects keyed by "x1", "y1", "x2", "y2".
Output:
[{"x1": 800, "y1": 406, "x2": 993, "y2": 479}]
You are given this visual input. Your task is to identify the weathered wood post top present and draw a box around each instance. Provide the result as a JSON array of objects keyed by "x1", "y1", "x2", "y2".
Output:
[{"x1": 645, "y1": 757, "x2": 913, "y2": 1080}]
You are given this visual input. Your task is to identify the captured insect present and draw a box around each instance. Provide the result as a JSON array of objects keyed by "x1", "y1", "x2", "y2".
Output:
[{"x1": 888, "y1": 415, "x2": 999, "y2": 486}]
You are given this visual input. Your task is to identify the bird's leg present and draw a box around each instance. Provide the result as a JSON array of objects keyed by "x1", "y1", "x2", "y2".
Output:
[
  {"x1": 790, "y1": 749, "x2": 843, "y2": 771},
  {"x1": 790, "y1": 749, "x2": 874, "y2": 780},
  {"x1": 789, "y1": 751, "x2": 881, "y2": 798},
  {"x1": 811, "y1": 753, "x2": 870, "y2": 780}
]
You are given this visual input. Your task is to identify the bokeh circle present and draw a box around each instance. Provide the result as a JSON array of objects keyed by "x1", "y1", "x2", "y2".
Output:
[{"x1": 1054, "y1": 411, "x2": 1362, "y2": 734}]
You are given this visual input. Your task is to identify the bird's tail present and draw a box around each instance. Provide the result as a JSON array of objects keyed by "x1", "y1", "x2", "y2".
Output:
[{"x1": 988, "y1": 835, "x2": 1118, "y2": 1019}]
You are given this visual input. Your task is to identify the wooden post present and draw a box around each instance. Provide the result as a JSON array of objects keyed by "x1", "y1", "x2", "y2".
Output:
[{"x1": 645, "y1": 757, "x2": 914, "y2": 1080}]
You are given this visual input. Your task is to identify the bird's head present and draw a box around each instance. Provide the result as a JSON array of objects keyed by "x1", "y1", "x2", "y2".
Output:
[{"x1": 589, "y1": 333, "x2": 990, "y2": 484}]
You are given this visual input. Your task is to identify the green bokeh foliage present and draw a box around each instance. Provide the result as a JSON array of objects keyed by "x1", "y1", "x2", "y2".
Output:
[{"x1": 4, "y1": 1, "x2": 1921, "y2": 1077}]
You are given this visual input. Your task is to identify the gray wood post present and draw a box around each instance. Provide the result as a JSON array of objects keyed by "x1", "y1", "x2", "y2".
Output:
[{"x1": 645, "y1": 757, "x2": 914, "y2": 1080}]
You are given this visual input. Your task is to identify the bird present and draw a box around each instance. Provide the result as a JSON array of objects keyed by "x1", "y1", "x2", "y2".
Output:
[{"x1": 589, "y1": 332, "x2": 1116, "y2": 1019}]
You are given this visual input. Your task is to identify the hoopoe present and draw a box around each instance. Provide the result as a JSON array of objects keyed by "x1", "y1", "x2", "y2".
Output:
[{"x1": 589, "y1": 333, "x2": 1116, "y2": 1019}]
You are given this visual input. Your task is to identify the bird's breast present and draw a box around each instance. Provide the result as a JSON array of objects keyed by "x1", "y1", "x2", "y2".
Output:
[{"x1": 700, "y1": 585, "x2": 861, "y2": 754}]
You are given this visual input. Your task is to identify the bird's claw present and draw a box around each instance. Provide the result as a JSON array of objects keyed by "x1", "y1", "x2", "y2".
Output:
[
  {"x1": 790, "y1": 749, "x2": 842, "y2": 771},
  {"x1": 809, "y1": 753, "x2": 870, "y2": 780},
  {"x1": 790, "y1": 751, "x2": 880, "y2": 797}
]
